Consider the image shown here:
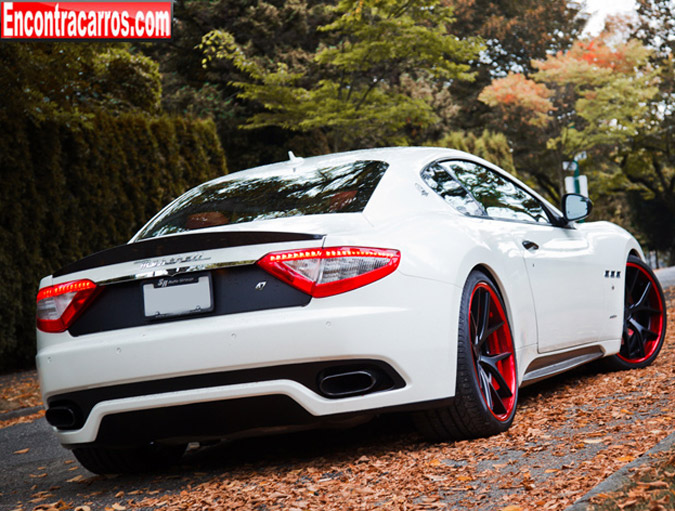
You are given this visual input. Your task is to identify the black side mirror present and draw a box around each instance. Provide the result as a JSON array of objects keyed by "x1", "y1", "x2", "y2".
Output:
[{"x1": 562, "y1": 193, "x2": 593, "y2": 223}]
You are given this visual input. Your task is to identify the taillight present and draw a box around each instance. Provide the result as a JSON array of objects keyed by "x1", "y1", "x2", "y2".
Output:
[
  {"x1": 257, "y1": 247, "x2": 400, "y2": 298},
  {"x1": 36, "y1": 280, "x2": 99, "y2": 333}
]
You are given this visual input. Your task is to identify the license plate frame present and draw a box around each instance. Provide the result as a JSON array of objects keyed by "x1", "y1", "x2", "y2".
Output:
[{"x1": 142, "y1": 273, "x2": 213, "y2": 319}]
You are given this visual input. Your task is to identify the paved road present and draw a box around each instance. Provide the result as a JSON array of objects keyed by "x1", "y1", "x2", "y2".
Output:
[
  {"x1": 655, "y1": 265, "x2": 675, "y2": 289},
  {"x1": 0, "y1": 417, "x2": 196, "y2": 510},
  {"x1": 1, "y1": 418, "x2": 81, "y2": 507}
]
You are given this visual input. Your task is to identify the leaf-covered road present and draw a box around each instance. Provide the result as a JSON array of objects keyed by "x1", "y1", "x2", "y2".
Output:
[{"x1": 2, "y1": 294, "x2": 673, "y2": 511}]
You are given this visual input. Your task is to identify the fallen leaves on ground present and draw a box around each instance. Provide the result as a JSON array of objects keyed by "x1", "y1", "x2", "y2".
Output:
[
  {"x1": 1, "y1": 409, "x2": 45, "y2": 430},
  {"x1": 0, "y1": 369, "x2": 42, "y2": 414},
  {"x1": 33, "y1": 500, "x2": 72, "y2": 510},
  {"x1": 127, "y1": 296, "x2": 675, "y2": 511},
  {"x1": 589, "y1": 449, "x2": 675, "y2": 510}
]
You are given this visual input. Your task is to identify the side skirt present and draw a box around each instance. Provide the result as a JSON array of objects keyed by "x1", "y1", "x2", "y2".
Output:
[{"x1": 522, "y1": 346, "x2": 605, "y2": 386}]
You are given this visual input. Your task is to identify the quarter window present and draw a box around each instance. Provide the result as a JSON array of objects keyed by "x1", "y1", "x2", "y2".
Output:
[
  {"x1": 440, "y1": 161, "x2": 550, "y2": 224},
  {"x1": 420, "y1": 163, "x2": 485, "y2": 216}
]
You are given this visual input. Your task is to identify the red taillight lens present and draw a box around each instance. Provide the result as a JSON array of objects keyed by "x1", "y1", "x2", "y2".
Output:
[
  {"x1": 257, "y1": 247, "x2": 401, "y2": 297},
  {"x1": 36, "y1": 279, "x2": 99, "y2": 333}
]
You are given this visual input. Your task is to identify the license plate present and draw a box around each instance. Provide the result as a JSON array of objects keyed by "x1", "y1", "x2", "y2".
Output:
[{"x1": 143, "y1": 274, "x2": 213, "y2": 319}]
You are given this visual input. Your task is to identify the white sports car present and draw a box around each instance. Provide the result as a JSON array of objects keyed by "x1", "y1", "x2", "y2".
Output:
[{"x1": 36, "y1": 147, "x2": 667, "y2": 474}]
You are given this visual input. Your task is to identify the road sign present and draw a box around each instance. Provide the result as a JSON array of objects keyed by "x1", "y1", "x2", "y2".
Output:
[
  {"x1": 562, "y1": 161, "x2": 579, "y2": 172},
  {"x1": 565, "y1": 175, "x2": 588, "y2": 197}
]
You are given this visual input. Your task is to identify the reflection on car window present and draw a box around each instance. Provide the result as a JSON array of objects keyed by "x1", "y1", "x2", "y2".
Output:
[
  {"x1": 136, "y1": 160, "x2": 389, "y2": 240},
  {"x1": 441, "y1": 161, "x2": 550, "y2": 224},
  {"x1": 420, "y1": 163, "x2": 485, "y2": 216}
]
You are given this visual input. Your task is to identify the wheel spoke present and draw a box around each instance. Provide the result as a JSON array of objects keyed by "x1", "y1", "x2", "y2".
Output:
[
  {"x1": 637, "y1": 306, "x2": 661, "y2": 315},
  {"x1": 635, "y1": 281, "x2": 652, "y2": 310},
  {"x1": 480, "y1": 353, "x2": 513, "y2": 398},
  {"x1": 630, "y1": 300, "x2": 661, "y2": 315},
  {"x1": 625, "y1": 316, "x2": 660, "y2": 359},
  {"x1": 481, "y1": 321, "x2": 504, "y2": 345},
  {"x1": 627, "y1": 267, "x2": 639, "y2": 296},
  {"x1": 630, "y1": 315, "x2": 660, "y2": 341},
  {"x1": 478, "y1": 368, "x2": 493, "y2": 409},
  {"x1": 634, "y1": 331, "x2": 646, "y2": 359},
  {"x1": 477, "y1": 364, "x2": 507, "y2": 416},
  {"x1": 624, "y1": 319, "x2": 646, "y2": 359},
  {"x1": 477, "y1": 290, "x2": 491, "y2": 349},
  {"x1": 643, "y1": 329, "x2": 659, "y2": 341},
  {"x1": 628, "y1": 317, "x2": 642, "y2": 332},
  {"x1": 487, "y1": 381, "x2": 507, "y2": 416}
]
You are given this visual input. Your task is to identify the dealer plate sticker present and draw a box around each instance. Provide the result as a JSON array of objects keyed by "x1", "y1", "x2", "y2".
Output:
[{"x1": 143, "y1": 275, "x2": 213, "y2": 318}]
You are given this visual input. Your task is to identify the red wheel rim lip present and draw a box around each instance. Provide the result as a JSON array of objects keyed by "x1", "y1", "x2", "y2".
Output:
[
  {"x1": 468, "y1": 282, "x2": 517, "y2": 421},
  {"x1": 618, "y1": 262, "x2": 665, "y2": 364}
]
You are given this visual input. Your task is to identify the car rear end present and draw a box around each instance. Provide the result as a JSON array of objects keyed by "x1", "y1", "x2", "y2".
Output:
[{"x1": 36, "y1": 152, "x2": 458, "y2": 450}]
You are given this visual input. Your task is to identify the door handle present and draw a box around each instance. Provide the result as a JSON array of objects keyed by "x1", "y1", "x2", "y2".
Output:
[{"x1": 522, "y1": 240, "x2": 539, "y2": 251}]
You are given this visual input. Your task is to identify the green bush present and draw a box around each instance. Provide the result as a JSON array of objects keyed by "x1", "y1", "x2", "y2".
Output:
[{"x1": 0, "y1": 112, "x2": 226, "y2": 372}]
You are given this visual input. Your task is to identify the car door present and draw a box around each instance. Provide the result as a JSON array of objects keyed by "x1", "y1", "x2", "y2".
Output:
[
  {"x1": 438, "y1": 160, "x2": 607, "y2": 353},
  {"x1": 516, "y1": 223, "x2": 607, "y2": 352}
]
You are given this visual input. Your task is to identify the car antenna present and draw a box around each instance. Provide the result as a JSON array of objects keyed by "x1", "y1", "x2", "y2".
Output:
[
  {"x1": 288, "y1": 151, "x2": 303, "y2": 172},
  {"x1": 288, "y1": 151, "x2": 303, "y2": 162}
]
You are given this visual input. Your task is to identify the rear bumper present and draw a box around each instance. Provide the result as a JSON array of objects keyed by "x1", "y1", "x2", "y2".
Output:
[{"x1": 37, "y1": 273, "x2": 461, "y2": 446}]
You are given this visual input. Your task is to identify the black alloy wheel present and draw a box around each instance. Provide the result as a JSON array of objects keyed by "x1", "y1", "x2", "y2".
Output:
[
  {"x1": 603, "y1": 255, "x2": 666, "y2": 370},
  {"x1": 414, "y1": 269, "x2": 518, "y2": 441}
]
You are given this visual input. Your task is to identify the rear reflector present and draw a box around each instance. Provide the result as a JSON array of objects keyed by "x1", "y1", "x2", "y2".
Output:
[
  {"x1": 257, "y1": 247, "x2": 400, "y2": 297},
  {"x1": 36, "y1": 280, "x2": 99, "y2": 333}
]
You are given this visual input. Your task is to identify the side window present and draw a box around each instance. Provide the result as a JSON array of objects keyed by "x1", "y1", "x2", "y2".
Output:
[
  {"x1": 420, "y1": 163, "x2": 485, "y2": 216},
  {"x1": 441, "y1": 161, "x2": 550, "y2": 224}
]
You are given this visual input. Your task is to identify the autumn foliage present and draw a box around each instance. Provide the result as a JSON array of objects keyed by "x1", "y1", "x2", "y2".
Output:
[
  {"x1": 478, "y1": 73, "x2": 553, "y2": 127},
  {"x1": 480, "y1": 37, "x2": 656, "y2": 131}
]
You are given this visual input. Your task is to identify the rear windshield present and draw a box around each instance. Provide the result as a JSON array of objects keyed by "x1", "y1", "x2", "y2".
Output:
[{"x1": 136, "y1": 160, "x2": 389, "y2": 240}]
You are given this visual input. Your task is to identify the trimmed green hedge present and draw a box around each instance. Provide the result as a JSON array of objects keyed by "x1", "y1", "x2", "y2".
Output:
[{"x1": 0, "y1": 112, "x2": 226, "y2": 372}]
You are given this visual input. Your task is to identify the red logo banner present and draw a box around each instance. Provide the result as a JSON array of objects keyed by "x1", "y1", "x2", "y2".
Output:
[{"x1": 1, "y1": 1, "x2": 173, "y2": 40}]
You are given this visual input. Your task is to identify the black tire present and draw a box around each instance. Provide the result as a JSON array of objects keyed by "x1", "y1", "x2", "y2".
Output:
[
  {"x1": 602, "y1": 255, "x2": 667, "y2": 371},
  {"x1": 73, "y1": 442, "x2": 186, "y2": 475},
  {"x1": 414, "y1": 270, "x2": 518, "y2": 441}
]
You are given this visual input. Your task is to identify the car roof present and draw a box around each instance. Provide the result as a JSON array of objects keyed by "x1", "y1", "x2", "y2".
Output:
[
  {"x1": 224, "y1": 147, "x2": 465, "y2": 177},
  {"x1": 201, "y1": 145, "x2": 560, "y2": 217},
  {"x1": 334, "y1": 147, "x2": 563, "y2": 224}
]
